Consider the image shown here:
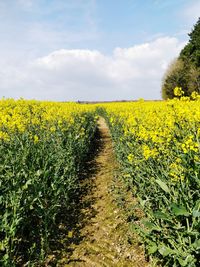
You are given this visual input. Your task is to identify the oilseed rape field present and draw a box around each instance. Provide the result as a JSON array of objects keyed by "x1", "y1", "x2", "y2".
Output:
[
  {"x1": 0, "y1": 99, "x2": 97, "y2": 266},
  {"x1": 1, "y1": 97, "x2": 200, "y2": 266},
  {"x1": 101, "y1": 97, "x2": 200, "y2": 267}
]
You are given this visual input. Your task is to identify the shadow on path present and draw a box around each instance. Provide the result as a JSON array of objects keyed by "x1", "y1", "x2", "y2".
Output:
[
  {"x1": 46, "y1": 118, "x2": 148, "y2": 267},
  {"x1": 45, "y1": 121, "x2": 104, "y2": 266}
]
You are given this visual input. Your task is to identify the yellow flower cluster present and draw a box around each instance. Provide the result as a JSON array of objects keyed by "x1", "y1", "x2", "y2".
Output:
[
  {"x1": 142, "y1": 144, "x2": 158, "y2": 160},
  {"x1": 0, "y1": 99, "x2": 98, "y2": 265},
  {"x1": 181, "y1": 135, "x2": 199, "y2": 154},
  {"x1": 0, "y1": 99, "x2": 95, "y2": 141},
  {"x1": 174, "y1": 86, "x2": 184, "y2": 97},
  {"x1": 98, "y1": 96, "x2": 200, "y2": 266},
  {"x1": 100, "y1": 96, "x2": 200, "y2": 182},
  {"x1": 169, "y1": 158, "x2": 185, "y2": 182}
]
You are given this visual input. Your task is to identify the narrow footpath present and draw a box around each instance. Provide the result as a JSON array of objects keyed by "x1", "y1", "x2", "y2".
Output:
[{"x1": 56, "y1": 118, "x2": 148, "y2": 267}]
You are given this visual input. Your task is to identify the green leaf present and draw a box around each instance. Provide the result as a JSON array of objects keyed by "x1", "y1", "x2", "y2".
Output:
[
  {"x1": 147, "y1": 242, "x2": 158, "y2": 254},
  {"x1": 192, "y1": 199, "x2": 200, "y2": 217},
  {"x1": 194, "y1": 199, "x2": 200, "y2": 210},
  {"x1": 158, "y1": 245, "x2": 172, "y2": 256},
  {"x1": 153, "y1": 211, "x2": 172, "y2": 221},
  {"x1": 155, "y1": 179, "x2": 170, "y2": 193},
  {"x1": 192, "y1": 210, "x2": 200, "y2": 217},
  {"x1": 138, "y1": 197, "x2": 147, "y2": 208},
  {"x1": 171, "y1": 204, "x2": 190, "y2": 217},
  {"x1": 0, "y1": 242, "x2": 5, "y2": 251},
  {"x1": 192, "y1": 239, "x2": 200, "y2": 249},
  {"x1": 22, "y1": 179, "x2": 32, "y2": 190},
  {"x1": 177, "y1": 255, "x2": 195, "y2": 267},
  {"x1": 36, "y1": 169, "x2": 42, "y2": 176},
  {"x1": 142, "y1": 220, "x2": 161, "y2": 232}
]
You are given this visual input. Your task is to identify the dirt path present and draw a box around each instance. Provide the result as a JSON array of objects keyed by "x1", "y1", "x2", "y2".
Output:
[{"x1": 56, "y1": 118, "x2": 148, "y2": 267}]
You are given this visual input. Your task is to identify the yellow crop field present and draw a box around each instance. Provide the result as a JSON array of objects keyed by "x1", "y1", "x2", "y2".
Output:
[
  {"x1": 99, "y1": 96, "x2": 200, "y2": 266},
  {"x1": 0, "y1": 99, "x2": 97, "y2": 266},
  {"x1": 1, "y1": 97, "x2": 200, "y2": 266}
]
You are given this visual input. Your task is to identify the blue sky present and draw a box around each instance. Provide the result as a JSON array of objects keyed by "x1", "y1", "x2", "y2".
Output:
[{"x1": 0, "y1": 0, "x2": 199, "y2": 100}]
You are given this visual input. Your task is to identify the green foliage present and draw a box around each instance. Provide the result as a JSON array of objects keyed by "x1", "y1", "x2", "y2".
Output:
[
  {"x1": 0, "y1": 112, "x2": 97, "y2": 266},
  {"x1": 103, "y1": 108, "x2": 200, "y2": 267},
  {"x1": 180, "y1": 18, "x2": 200, "y2": 67},
  {"x1": 162, "y1": 59, "x2": 190, "y2": 99},
  {"x1": 162, "y1": 17, "x2": 200, "y2": 99}
]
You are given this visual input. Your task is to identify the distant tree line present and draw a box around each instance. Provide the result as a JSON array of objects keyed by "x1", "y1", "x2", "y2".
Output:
[{"x1": 162, "y1": 17, "x2": 200, "y2": 99}]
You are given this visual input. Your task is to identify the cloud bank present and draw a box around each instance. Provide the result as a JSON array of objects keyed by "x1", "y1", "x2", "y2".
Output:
[{"x1": 0, "y1": 36, "x2": 185, "y2": 101}]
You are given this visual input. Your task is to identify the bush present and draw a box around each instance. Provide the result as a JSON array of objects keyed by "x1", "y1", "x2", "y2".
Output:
[
  {"x1": 161, "y1": 58, "x2": 189, "y2": 99},
  {"x1": 162, "y1": 17, "x2": 200, "y2": 99}
]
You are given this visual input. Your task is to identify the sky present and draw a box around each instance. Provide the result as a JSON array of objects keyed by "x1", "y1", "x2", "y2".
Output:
[{"x1": 0, "y1": 0, "x2": 200, "y2": 101}]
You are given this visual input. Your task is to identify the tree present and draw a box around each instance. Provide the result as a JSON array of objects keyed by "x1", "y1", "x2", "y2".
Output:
[
  {"x1": 180, "y1": 17, "x2": 200, "y2": 67},
  {"x1": 161, "y1": 58, "x2": 189, "y2": 99},
  {"x1": 161, "y1": 17, "x2": 200, "y2": 99},
  {"x1": 188, "y1": 65, "x2": 200, "y2": 94}
]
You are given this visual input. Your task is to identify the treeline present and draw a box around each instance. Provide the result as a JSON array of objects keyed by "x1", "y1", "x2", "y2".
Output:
[{"x1": 162, "y1": 17, "x2": 200, "y2": 99}]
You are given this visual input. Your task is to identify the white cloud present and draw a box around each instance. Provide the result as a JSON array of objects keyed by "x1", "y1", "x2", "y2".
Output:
[
  {"x1": 0, "y1": 37, "x2": 185, "y2": 101},
  {"x1": 0, "y1": 0, "x2": 99, "y2": 62}
]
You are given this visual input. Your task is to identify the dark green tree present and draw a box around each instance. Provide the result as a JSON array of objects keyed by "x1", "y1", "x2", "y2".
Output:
[
  {"x1": 162, "y1": 17, "x2": 200, "y2": 99},
  {"x1": 180, "y1": 18, "x2": 200, "y2": 67}
]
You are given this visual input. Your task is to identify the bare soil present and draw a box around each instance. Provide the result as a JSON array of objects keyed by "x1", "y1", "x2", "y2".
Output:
[{"x1": 53, "y1": 118, "x2": 149, "y2": 267}]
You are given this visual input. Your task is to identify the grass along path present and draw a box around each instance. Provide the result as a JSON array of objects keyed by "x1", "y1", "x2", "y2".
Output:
[{"x1": 57, "y1": 117, "x2": 148, "y2": 267}]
